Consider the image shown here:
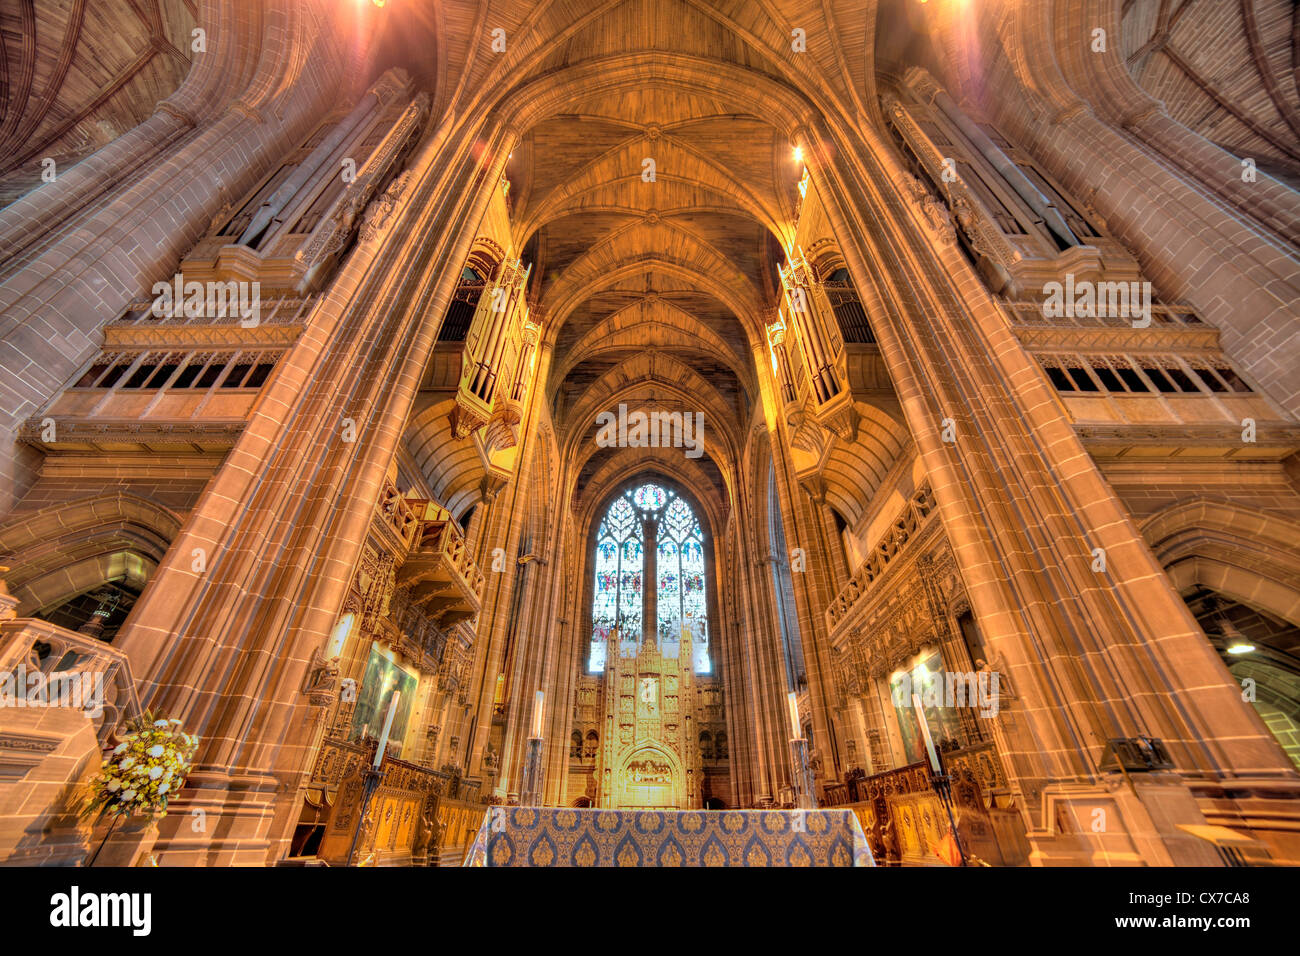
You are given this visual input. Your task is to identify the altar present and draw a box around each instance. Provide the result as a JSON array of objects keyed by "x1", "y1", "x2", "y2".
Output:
[{"x1": 463, "y1": 807, "x2": 875, "y2": 866}]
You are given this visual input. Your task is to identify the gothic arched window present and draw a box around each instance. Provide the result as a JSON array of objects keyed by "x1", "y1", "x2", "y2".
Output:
[
  {"x1": 589, "y1": 493, "x2": 643, "y2": 671},
  {"x1": 589, "y1": 482, "x2": 710, "y2": 673}
]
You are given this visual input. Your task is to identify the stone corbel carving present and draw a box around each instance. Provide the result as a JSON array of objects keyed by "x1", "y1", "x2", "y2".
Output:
[
  {"x1": 303, "y1": 648, "x2": 341, "y2": 708},
  {"x1": 786, "y1": 404, "x2": 827, "y2": 457},
  {"x1": 154, "y1": 99, "x2": 196, "y2": 127},
  {"x1": 885, "y1": 90, "x2": 1023, "y2": 288},
  {"x1": 977, "y1": 653, "x2": 1017, "y2": 702},
  {"x1": 949, "y1": 196, "x2": 1017, "y2": 295},
  {"x1": 370, "y1": 67, "x2": 414, "y2": 107},
  {"x1": 228, "y1": 100, "x2": 264, "y2": 124},
  {"x1": 358, "y1": 170, "x2": 413, "y2": 243},
  {"x1": 208, "y1": 200, "x2": 234, "y2": 233},
  {"x1": 479, "y1": 473, "x2": 508, "y2": 504},
  {"x1": 900, "y1": 174, "x2": 957, "y2": 246}
]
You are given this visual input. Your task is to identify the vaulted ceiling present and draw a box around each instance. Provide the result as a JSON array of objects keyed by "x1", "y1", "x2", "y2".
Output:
[
  {"x1": 1120, "y1": 0, "x2": 1300, "y2": 183},
  {"x1": 373, "y1": 0, "x2": 861, "y2": 518},
  {"x1": 381, "y1": 0, "x2": 1296, "y2": 525},
  {"x1": 472, "y1": 0, "x2": 834, "y2": 517},
  {"x1": 0, "y1": 0, "x2": 195, "y2": 205}
]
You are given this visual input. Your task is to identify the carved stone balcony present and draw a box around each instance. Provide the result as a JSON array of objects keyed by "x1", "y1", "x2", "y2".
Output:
[
  {"x1": 398, "y1": 502, "x2": 483, "y2": 626},
  {"x1": 374, "y1": 478, "x2": 420, "y2": 552},
  {"x1": 0, "y1": 615, "x2": 141, "y2": 748},
  {"x1": 826, "y1": 484, "x2": 938, "y2": 637}
]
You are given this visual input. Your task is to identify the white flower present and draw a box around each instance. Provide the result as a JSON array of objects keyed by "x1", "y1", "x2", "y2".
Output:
[
  {"x1": 148, "y1": 766, "x2": 163, "y2": 779},
  {"x1": 112, "y1": 743, "x2": 127, "y2": 755},
  {"x1": 154, "y1": 719, "x2": 169, "y2": 727},
  {"x1": 122, "y1": 790, "x2": 136, "y2": 801},
  {"x1": 158, "y1": 783, "x2": 170, "y2": 794},
  {"x1": 120, "y1": 756, "x2": 135, "y2": 769},
  {"x1": 147, "y1": 744, "x2": 165, "y2": 758},
  {"x1": 107, "y1": 780, "x2": 121, "y2": 792}
]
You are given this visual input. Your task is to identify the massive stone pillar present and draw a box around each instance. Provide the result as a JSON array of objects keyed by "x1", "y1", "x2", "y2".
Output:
[
  {"x1": 1048, "y1": 0, "x2": 1300, "y2": 249},
  {"x1": 811, "y1": 106, "x2": 1295, "y2": 863},
  {"x1": 954, "y1": 0, "x2": 1300, "y2": 418},
  {"x1": 0, "y1": 1, "x2": 349, "y2": 515},
  {"x1": 113, "y1": 113, "x2": 514, "y2": 864},
  {"x1": 461, "y1": 450, "x2": 532, "y2": 794},
  {"x1": 765, "y1": 409, "x2": 844, "y2": 788},
  {"x1": 0, "y1": 0, "x2": 260, "y2": 266}
]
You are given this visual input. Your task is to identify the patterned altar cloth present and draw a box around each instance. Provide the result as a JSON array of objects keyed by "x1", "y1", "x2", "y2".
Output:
[{"x1": 463, "y1": 807, "x2": 874, "y2": 866}]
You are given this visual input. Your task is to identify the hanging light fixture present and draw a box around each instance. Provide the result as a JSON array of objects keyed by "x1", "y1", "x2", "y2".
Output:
[{"x1": 1217, "y1": 610, "x2": 1255, "y2": 655}]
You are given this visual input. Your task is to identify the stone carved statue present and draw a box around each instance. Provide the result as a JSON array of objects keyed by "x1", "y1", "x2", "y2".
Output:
[
  {"x1": 976, "y1": 655, "x2": 1016, "y2": 701},
  {"x1": 304, "y1": 650, "x2": 340, "y2": 707},
  {"x1": 411, "y1": 792, "x2": 439, "y2": 866}
]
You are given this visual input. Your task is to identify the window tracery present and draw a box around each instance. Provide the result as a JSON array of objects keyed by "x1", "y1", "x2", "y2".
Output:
[{"x1": 590, "y1": 482, "x2": 710, "y2": 674}]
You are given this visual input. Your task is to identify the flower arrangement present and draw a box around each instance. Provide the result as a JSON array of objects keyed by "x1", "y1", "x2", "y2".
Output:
[{"x1": 85, "y1": 712, "x2": 199, "y2": 821}]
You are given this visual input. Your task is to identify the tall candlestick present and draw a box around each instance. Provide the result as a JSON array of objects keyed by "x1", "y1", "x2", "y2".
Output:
[
  {"x1": 912, "y1": 692, "x2": 941, "y2": 773},
  {"x1": 374, "y1": 691, "x2": 400, "y2": 768},
  {"x1": 531, "y1": 690, "x2": 545, "y2": 738},
  {"x1": 787, "y1": 691, "x2": 802, "y2": 740}
]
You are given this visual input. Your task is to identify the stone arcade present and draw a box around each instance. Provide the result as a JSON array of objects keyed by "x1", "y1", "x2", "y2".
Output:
[{"x1": 0, "y1": 0, "x2": 1298, "y2": 868}]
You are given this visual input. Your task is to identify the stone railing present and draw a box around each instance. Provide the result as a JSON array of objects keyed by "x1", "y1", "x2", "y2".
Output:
[
  {"x1": 419, "y1": 516, "x2": 484, "y2": 597},
  {"x1": 399, "y1": 501, "x2": 484, "y2": 625},
  {"x1": 375, "y1": 478, "x2": 420, "y2": 550},
  {"x1": 110, "y1": 291, "x2": 319, "y2": 328},
  {"x1": 0, "y1": 617, "x2": 141, "y2": 747},
  {"x1": 1004, "y1": 300, "x2": 1205, "y2": 330},
  {"x1": 826, "y1": 483, "x2": 937, "y2": 633}
]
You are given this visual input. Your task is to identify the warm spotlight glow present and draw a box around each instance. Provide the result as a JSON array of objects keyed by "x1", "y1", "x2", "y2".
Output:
[
  {"x1": 792, "y1": 145, "x2": 803, "y2": 163},
  {"x1": 1226, "y1": 643, "x2": 1256, "y2": 655},
  {"x1": 327, "y1": 612, "x2": 355, "y2": 659}
]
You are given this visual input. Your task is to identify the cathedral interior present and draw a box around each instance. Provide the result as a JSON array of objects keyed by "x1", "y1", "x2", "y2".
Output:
[{"x1": 0, "y1": 0, "x2": 1298, "y2": 870}]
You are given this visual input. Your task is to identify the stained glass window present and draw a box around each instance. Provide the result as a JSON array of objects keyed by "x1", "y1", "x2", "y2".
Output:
[
  {"x1": 656, "y1": 495, "x2": 709, "y2": 672},
  {"x1": 590, "y1": 495, "x2": 643, "y2": 671},
  {"x1": 633, "y1": 483, "x2": 666, "y2": 511},
  {"x1": 590, "y1": 482, "x2": 710, "y2": 673}
]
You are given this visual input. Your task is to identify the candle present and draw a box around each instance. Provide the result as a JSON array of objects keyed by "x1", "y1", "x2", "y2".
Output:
[
  {"x1": 787, "y1": 691, "x2": 801, "y2": 740},
  {"x1": 531, "y1": 690, "x2": 545, "y2": 738},
  {"x1": 374, "y1": 691, "x2": 400, "y2": 768},
  {"x1": 912, "y1": 693, "x2": 941, "y2": 773}
]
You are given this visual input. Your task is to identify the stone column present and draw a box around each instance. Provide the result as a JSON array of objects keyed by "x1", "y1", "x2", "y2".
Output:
[
  {"x1": 0, "y1": 0, "x2": 260, "y2": 264},
  {"x1": 1049, "y1": 0, "x2": 1300, "y2": 249},
  {"x1": 113, "y1": 114, "x2": 515, "y2": 864},
  {"x1": 972, "y1": 7, "x2": 1300, "y2": 418},
  {"x1": 810, "y1": 108, "x2": 1293, "y2": 863},
  {"x1": 0, "y1": 0, "x2": 349, "y2": 514}
]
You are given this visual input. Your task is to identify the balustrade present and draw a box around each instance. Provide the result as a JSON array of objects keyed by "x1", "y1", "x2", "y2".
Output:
[{"x1": 0, "y1": 618, "x2": 141, "y2": 747}]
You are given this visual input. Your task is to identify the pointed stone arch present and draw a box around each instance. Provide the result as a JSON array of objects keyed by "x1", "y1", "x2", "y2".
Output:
[{"x1": 0, "y1": 493, "x2": 182, "y2": 616}]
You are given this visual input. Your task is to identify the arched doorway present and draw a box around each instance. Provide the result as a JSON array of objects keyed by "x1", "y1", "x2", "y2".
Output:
[{"x1": 1185, "y1": 587, "x2": 1300, "y2": 770}]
